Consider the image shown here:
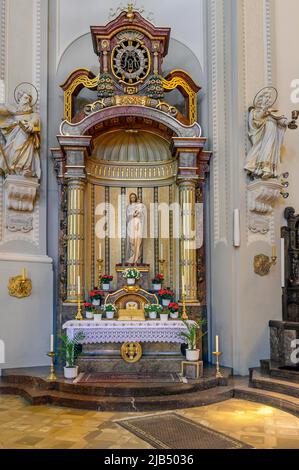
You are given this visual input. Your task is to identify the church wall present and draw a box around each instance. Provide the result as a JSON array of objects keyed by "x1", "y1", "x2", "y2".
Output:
[{"x1": 0, "y1": 0, "x2": 53, "y2": 369}]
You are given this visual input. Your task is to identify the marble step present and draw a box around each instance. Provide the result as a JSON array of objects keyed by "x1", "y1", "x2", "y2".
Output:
[
  {"x1": 234, "y1": 385, "x2": 299, "y2": 418},
  {"x1": 250, "y1": 369, "x2": 299, "y2": 399},
  {"x1": 0, "y1": 380, "x2": 234, "y2": 412}
]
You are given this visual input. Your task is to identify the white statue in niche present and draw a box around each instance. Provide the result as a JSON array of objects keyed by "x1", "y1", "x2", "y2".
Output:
[
  {"x1": 126, "y1": 193, "x2": 146, "y2": 264},
  {"x1": 244, "y1": 87, "x2": 288, "y2": 180},
  {"x1": 0, "y1": 83, "x2": 41, "y2": 179}
]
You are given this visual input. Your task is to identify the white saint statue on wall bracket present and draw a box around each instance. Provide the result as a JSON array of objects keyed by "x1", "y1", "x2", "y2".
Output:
[
  {"x1": 126, "y1": 193, "x2": 146, "y2": 264},
  {"x1": 0, "y1": 83, "x2": 41, "y2": 179},
  {"x1": 244, "y1": 87, "x2": 288, "y2": 180}
]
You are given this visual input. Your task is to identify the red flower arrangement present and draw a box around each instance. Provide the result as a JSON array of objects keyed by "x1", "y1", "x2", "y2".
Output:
[
  {"x1": 152, "y1": 274, "x2": 164, "y2": 285},
  {"x1": 89, "y1": 289, "x2": 104, "y2": 300},
  {"x1": 158, "y1": 289, "x2": 175, "y2": 300},
  {"x1": 168, "y1": 302, "x2": 179, "y2": 313},
  {"x1": 84, "y1": 302, "x2": 93, "y2": 312},
  {"x1": 101, "y1": 275, "x2": 113, "y2": 283}
]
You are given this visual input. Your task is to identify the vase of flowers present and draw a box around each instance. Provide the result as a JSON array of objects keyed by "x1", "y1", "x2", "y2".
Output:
[
  {"x1": 90, "y1": 289, "x2": 104, "y2": 307},
  {"x1": 179, "y1": 319, "x2": 207, "y2": 362},
  {"x1": 101, "y1": 275, "x2": 113, "y2": 291},
  {"x1": 58, "y1": 332, "x2": 84, "y2": 380},
  {"x1": 122, "y1": 268, "x2": 141, "y2": 286},
  {"x1": 84, "y1": 302, "x2": 94, "y2": 319},
  {"x1": 160, "y1": 309, "x2": 170, "y2": 322},
  {"x1": 152, "y1": 274, "x2": 164, "y2": 291},
  {"x1": 144, "y1": 304, "x2": 163, "y2": 320},
  {"x1": 105, "y1": 303, "x2": 117, "y2": 320},
  {"x1": 158, "y1": 289, "x2": 175, "y2": 307},
  {"x1": 169, "y1": 302, "x2": 180, "y2": 319}
]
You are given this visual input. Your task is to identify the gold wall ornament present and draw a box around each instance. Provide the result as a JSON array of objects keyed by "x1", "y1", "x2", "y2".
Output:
[
  {"x1": 254, "y1": 253, "x2": 277, "y2": 277},
  {"x1": 8, "y1": 275, "x2": 32, "y2": 298},
  {"x1": 121, "y1": 342, "x2": 142, "y2": 363}
]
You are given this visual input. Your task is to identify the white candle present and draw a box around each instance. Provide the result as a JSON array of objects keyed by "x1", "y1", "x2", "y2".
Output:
[
  {"x1": 233, "y1": 209, "x2": 240, "y2": 247},
  {"x1": 216, "y1": 335, "x2": 219, "y2": 353},
  {"x1": 77, "y1": 275, "x2": 81, "y2": 295},
  {"x1": 50, "y1": 334, "x2": 54, "y2": 352},
  {"x1": 281, "y1": 238, "x2": 285, "y2": 288},
  {"x1": 160, "y1": 243, "x2": 163, "y2": 261}
]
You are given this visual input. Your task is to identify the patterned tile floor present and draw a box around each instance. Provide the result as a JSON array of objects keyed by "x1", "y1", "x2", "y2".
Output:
[{"x1": 0, "y1": 395, "x2": 298, "y2": 449}]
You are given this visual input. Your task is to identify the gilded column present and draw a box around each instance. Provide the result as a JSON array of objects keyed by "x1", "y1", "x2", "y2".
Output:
[
  {"x1": 178, "y1": 179, "x2": 198, "y2": 303},
  {"x1": 57, "y1": 136, "x2": 93, "y2": 303},
  {"x1": 172, "y1": 137, "x2": 209, "y2": 305}
]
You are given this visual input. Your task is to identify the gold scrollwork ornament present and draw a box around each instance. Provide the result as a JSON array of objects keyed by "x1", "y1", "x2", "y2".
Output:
[
  {"x1": 121, "y1": 342, "x2": 142, "y2": 363},
  {"x1": 8, "y1": 275, "x2": 32, "y2": 298}
]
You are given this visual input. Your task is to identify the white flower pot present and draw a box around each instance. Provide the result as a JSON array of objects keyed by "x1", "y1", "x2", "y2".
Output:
[
  {"x1": 92, "y1": 299, "x2": 101, "y2": 306},
  {"x1": 93, "y1": 313, "x2": 102, "y2": 322},
  {"x1": 162, "y1": 299, "x2": 171, "y2": 307},
  {"x1": 102, "y1": 283, "x2": 110, "y2": 291},
  {"x1": 170, "y1": 312, "x2": 179, "y2": 319},
  {"x1": 64, "y1": 366, "x2": 78, "y2": 380},
  {"x1": 106, "y1": 311, "x2": 115, "y2": 320},
  {"x1": 127, "y1": 278, "x2": 136, "y2": 286},
  {"x1": 149, "y1": 311, "x2": 157, "y2": 320},
  {"x1": 153, "y1": 283, "x2": 162, "y2": 291},
  {"x1": 160, "y1": 313, "x2": 169, "y2": 322},
  {"x1": 86, "y1": 311, "x2": 94, "y2": 319},
  {"x1": 186, "y1": 349, "x2": 200, "y2": 362}
]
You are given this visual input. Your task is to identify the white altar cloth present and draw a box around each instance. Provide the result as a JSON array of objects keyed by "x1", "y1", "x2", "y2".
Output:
[{"x1": 62, "y1": 320, "x2": 192, "y2": 344}]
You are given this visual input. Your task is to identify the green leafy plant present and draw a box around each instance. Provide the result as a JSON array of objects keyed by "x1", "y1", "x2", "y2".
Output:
[
  {"x1": 104, "y1": 303, "x2": 117, "y2": 313},
  {"x1": 122, "y1": 268, "x2": 141, "y2": 280},
  {"x1": 179, "y1": 319, "x2": 207, "y2": 350},
  {"x1": 57, "y1": 332, "x2": 85, "y2": 368},
  {"x1": 144, "y1": 304, "x2": 163, "y2": 313}
]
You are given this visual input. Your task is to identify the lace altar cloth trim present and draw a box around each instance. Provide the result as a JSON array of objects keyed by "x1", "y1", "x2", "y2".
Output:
[{"x1": 62, "y1": 320, "x2": 192, "y2": 344}]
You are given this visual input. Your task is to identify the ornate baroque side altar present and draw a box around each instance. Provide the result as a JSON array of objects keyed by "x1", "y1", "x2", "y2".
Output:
[{"x1": 52, "y1": 6, "x2": 211, "y2": 373}]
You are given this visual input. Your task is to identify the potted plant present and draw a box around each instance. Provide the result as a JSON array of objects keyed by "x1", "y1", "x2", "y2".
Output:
[
  {"x1": 90, "y1": 289, "x2": 104, "y2": 307},
  {"x1": 160, "y1": 308, "x2": 170, "y2": 322},
  {"x1": 179, "y1": 319, "x2": 207, "y2": 362},
  {"x1": 169, "y1": 302, "x2": 180, "y2": 319},
  {"x1": 101, "y1": 275, "x2": 113, "y2": 291},
  {"x1": 122, "y1": 268, "x2": 141, "y2": 285},
  {"x1": 158, "y1": 289, "x2": 175, "y2": 307},
  {"x1": 151, "y1": 274, "x2": 164, "y2": 291},
  {"x1": 84, "y1": 302, "x2": 94, "y2": 319},
  {"x1": 104, "y1": 303, "x2": 117, "y2": 320},
  {"x1": 58, "y1": 332, "x2": 84, "y2": 380},
  {"x1": 144, "y1": 303, "x2": 163, "y2": 320},
  {"x1": 93, "y1": 310, "x2": 103, "y2": 322}
]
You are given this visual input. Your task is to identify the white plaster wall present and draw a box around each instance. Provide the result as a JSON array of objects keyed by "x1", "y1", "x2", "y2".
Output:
[{"x1": 0, "y1": 0, "x2": 53, "y2": 369}]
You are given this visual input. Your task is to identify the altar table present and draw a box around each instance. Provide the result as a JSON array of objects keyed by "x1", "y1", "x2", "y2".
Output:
[{"x1": 62, "y1": 320, "x2": 191, "y2": 345}]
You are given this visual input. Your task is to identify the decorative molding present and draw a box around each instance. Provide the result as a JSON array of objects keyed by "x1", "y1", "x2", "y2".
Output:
[
  {"x1": 0, "y1": 0, "x2": 7, "y2": 98},
  {"x1": 0, "y1": 252, "x2": 53, "y2": 264},
  {"x1": 263, "y1": 0, "x2": 273, "y2": 86},
  {"x1": 33, "y1": 0, "x2": 41, "y2": 111},
  {"x1": 247, "y1": 180, "x2": 282, "y2": 235}
]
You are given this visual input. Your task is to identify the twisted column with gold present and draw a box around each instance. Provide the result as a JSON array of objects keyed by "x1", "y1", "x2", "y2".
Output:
[
  {"x1": 57, "y1": 136, "x2": 93, "y2": 303},
  {"x1": 172, "y1": 137, "x2": 208, "y2": 305}
]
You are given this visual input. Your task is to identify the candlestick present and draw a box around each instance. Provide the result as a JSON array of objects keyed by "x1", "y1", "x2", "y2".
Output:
[
  {"x1": 50, "y1": 334, "x2": 54, "y2": 353},
  {"x1": 97, "y1": 258, "x2": 104, "y2": 283},
  {"x1": 158, "y1": 259, "x2": 166, "y2": 276},
  {"x1": 47, "y1": 351, "x2": 57, "y2": 382},
  {"x1": 216, "y1": 335, "x2": 219, "y2": 353},
  {"x1": 75, "y1": 275, "x2": 83, "y2": 321},
  {"x1": 77, "y1": 275, "x2": 81, "y2": 296},
  {"x1": 212, "y1": 351, "x2": 223, "y2": 379}
]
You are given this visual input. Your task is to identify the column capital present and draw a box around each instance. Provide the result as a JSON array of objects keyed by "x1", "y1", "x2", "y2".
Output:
[
  {"x1": 172, "y1": 137, "x2": 211, "y2": 183},
  {"x1": 56, "y1": 135, "x2": 93, "y2": 180}
]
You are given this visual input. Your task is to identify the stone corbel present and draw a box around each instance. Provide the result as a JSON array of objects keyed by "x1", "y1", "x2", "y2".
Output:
[{"x1": 247, "y1": 180, "x2": 282, "y2": 234}]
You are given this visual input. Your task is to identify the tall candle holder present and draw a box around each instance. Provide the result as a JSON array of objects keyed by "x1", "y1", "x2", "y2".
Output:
[
  {"x1": 158, "y1": 259, "x2": 165, "y2": 276},
  {"x1": 181, "y1": 291, "x2": 189, "y2": 321},
  {"x1": 212, "y1": 351, "x2": 223, "y2": 379},
  {"x1": 75, "y1": 292, "x2": 83, "y2": 321},
  {"x1": 47, "y1": 351, "x2": 57, "y2": 382}
]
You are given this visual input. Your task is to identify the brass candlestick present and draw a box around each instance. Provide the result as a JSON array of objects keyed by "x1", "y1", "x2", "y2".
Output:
[
  {"x1": 75, "y1": 292, "x2": 83, "y2": 321},
  {"x1": 47, "y1": 352, "x2": 57, "y2": 382},
  {"x1": 158, "y1": 259, "x2": 166, "y2": 276},
  {"x1": 181, "y1": 292, "x2": 189, "y2": 321},
  {"x1": 212, "y1": 351, "x2": 223, "y2": 379}
]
